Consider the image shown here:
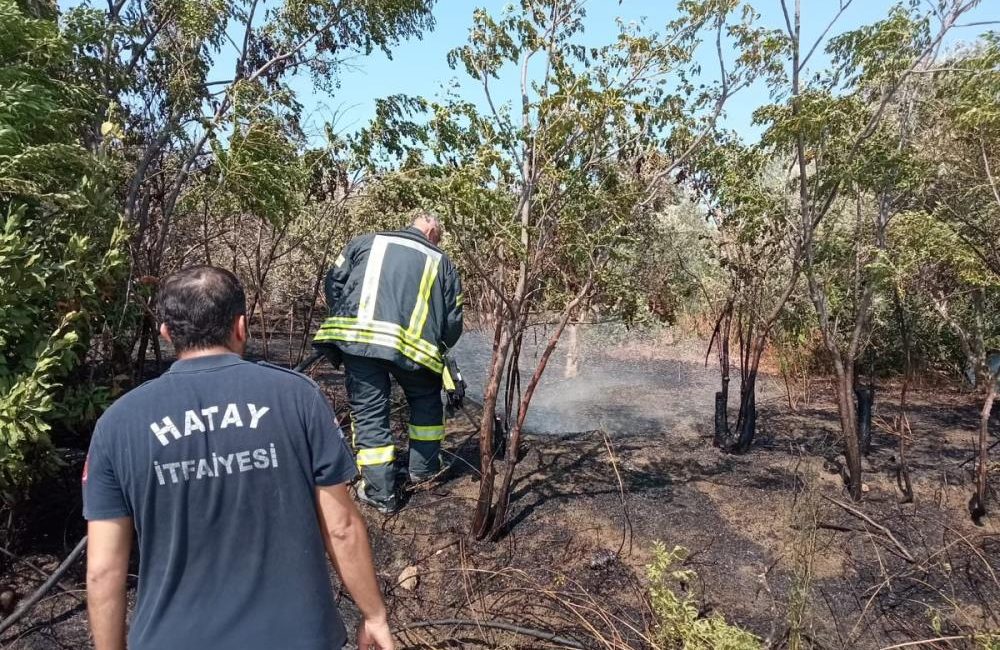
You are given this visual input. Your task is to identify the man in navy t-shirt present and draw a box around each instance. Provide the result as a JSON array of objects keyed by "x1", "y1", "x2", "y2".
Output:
[{"x1": 83, "y1": 266, "x2": 394, "y2": 650}]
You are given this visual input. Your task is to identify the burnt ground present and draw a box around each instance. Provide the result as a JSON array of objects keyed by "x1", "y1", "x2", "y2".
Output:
[{"x1": 1, "y1": 327, "x2": 999, "y2": 649}]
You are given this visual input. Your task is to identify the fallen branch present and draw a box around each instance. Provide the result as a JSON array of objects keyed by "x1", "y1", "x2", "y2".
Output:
[
  {"x1": 0, "y1": 547, "x2": 84, "y2": 603},
  {"x1": 821, "y1": 495, "x2": 915, "y2": 563},
  {"x1": 396, "y1": 618, "x2": 587, "y2": 649},
  {"x1": 790, "y1": 522, "x2": 861, "y2": 534},
  {"x1": 0, "y1": 536, "x2": 88, "y2": 636}
]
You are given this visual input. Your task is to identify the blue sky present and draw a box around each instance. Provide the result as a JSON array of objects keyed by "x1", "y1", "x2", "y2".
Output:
[
  {"x1": 58, "y1": 0, "x2": 997, "y2": 142},
  {"x1": 290, "y1": 0, "x2": 998, "y2": 144}
]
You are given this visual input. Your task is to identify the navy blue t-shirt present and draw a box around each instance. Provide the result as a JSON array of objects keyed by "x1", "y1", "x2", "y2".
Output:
[{"x1": 83, "y1": 354, "x2": 357, "y2": 650}]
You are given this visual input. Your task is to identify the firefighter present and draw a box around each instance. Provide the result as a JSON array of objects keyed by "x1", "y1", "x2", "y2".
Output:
[{"x1": 314, "y1": 212, "x2": 463, "y2": 514}]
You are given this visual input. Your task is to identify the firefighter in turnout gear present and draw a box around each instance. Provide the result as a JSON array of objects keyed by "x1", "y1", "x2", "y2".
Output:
[{"x1": 314, "y1": 213, "x2": 463, "y2": 513}]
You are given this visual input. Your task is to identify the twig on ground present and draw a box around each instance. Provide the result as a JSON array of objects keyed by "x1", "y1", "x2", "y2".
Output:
[
  {"x1": 396, "y1": 619, "x2": 587, "y2": 649},
  {"x1": 959, "y1": 437, "x2": 1000, "y2": 468},
  {"x1": 822, "y1": 495, "x2": 915, "y2": 563},
  {"x1": 601, "y1": 431, "x2": 633, "y2": 558},
  {"x1": 878, "y1": 635, "x2": 972, "y2": 649}
]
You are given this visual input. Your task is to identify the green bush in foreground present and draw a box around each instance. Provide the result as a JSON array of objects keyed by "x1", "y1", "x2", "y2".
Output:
[
  {"x1": 0, "y1": 0, "x2": 124, "y2": 508},
  {"x1": 648, "y1": 543, "x2": 761, "y2": 650}
]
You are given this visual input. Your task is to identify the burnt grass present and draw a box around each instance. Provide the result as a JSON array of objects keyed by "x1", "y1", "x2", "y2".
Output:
[{"x1": 1, "y1": 333, "x2": 999, "y2": 649}]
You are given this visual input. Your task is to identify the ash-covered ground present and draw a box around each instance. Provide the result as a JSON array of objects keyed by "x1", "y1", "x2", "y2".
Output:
[
  {"x1": 2, "y1": 324, "x2": 998, "y2": 649},
  {"x1": 452, "y1": 323, "x2": 728, "y2": 437}
]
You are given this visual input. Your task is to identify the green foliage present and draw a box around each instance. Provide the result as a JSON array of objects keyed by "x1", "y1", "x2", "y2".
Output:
[
  {"x1": 925, "y1": 607, "x2": 1000, "y2": 650},
  {"x1": 647, "y1": 543, "x2": 761, "y2": 650},
  {"x1": 212, "y1": 118, "x2": 308, "y2": 227},
  {"x1": 53, "y1": 381, "x2": 113, "y2": 433},
  {"x1": 355, "y1": 0, "x2": 785, "y2": 539},
  {"x1": 358, "y1": 0, "x2": 776, "y2": 321},
  {"x1": 724, "y1": 1, "x2": 988, "y2": 384},
  {"x1": 628, "y1": 201, "x2": 719, "y2": 325},
  {"x1": 0, "y1": 0, "x2": 124, "y2": 506},
  {"x1": 922, "y1": 37, "x2": 1000, "y2": 282}
]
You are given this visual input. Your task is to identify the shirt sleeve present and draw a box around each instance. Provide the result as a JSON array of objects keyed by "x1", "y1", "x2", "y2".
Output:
[
  {"x1": 323, "y1": 237, "x2": 358, "y2": 310},
  {"x1": 82, "y1": 423, "x2": 131, "y2": 520},
  {"x1": 441, "y1": 258, "x2": 464, "y2": 348},
  {"x1": 305, "y1": 387, "x2": 357, "y2": 486}
]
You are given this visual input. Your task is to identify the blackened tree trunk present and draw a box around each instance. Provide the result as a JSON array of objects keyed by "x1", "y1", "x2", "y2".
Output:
[
  {"x1": 832, "y1": 358, "x2": 864, "y2": 500},
  {"x1": 970, "y1": 376, "x2": 997, "y2": 524},
  {"x1": 471, "y1": 315, "x2": 513, "y2": 538},
  {"x1": 713, "y1": 301, "x2": 732, "y2": 448},
  {"x1": 714, "y1": 391, "x2": 729, "y2": 447},
  {"x1": 891, "y1": 288, "x2": 914, "y2": 502},
  {"x1": 732, "y1": 378, "x2": 757, "y2": 453},
  {"x1": 488, "y1": 281, "x2": 592, "y2": 540},
  {"x1": 856, "y1": 387, "x2": 874, "y2": 456}
]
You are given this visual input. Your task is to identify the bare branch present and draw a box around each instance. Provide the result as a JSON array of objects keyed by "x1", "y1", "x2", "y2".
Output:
[{"x1": 799, "y1": 0, "x2": 855, "y2": 72}]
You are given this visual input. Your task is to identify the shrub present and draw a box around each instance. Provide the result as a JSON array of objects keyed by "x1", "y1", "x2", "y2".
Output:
[
  {"x1": 647, "y1": 543, "x2": 762, "y2": 650},
  {"x1": 0, "y1": 0, "x2": 124, "y2": 507}
]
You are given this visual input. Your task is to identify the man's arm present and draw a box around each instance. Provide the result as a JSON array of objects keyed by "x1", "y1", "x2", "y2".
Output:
[
  {"x1": 87, "y1": 518, "x2": 133, "y2": 650},
  {"x1": 315, "y1": 484, "x2": 394, "y2": 650}
]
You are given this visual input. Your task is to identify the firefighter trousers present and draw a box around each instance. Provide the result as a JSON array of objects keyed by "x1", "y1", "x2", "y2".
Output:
[{"x1": 343, "y1": 353, "x2": 444, "y2": 502}]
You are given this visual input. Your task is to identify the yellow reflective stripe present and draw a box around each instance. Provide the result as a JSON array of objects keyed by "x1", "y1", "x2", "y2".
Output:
[
  {"x1": 442, "y1": 366, "x2": 456, "y2": 391},
  {"x1": 455, "y1": 292, "x2": 464, "y2": 307},
  {"x1": 406, "y1": 255, "x2": 435, "y2": 336},
  {"x1": 320, "y1": 317, "x2": 439, "y2": 356},
  {"x1": 407, "y1": 255, "x2": 440, "y2": 340},
  {"x1": 318, "y1": 317, "x2": 442, "y2": 360},
  {"x1": 317, "y1": 323, "x2": 439, "y2": 363},
  {"x1": 408, "y1": 424, "x2": 445, "y2": 441},
  {"x1": 356, "y1": 445, "x2": 395, "y2": 466},
  {"x1": 318, "y1": 328, "x2": 428, "y2": 363},
  {"x1": 315, "y1": 326, "x2": 443, "y2": 373}
]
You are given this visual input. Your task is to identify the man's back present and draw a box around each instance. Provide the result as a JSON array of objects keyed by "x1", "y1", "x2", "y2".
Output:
[
  {"x1": 84, "y1": 354, "x2": 356, "y2": 650},
  {"x1": 317, "y1": 225, "x2": 463, "y2": 375}
]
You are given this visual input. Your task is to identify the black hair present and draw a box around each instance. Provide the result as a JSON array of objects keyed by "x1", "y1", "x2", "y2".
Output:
[{"x1": 157, "y1": 266, "x2": 246, "y2": 353}]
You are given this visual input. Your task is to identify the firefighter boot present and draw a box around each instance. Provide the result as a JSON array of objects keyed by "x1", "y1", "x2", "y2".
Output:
[
  {"x1": 343, "y1": 354, "x2": 399, "y2": 510},
  {"x1": 391, "y1": 364, "x2": 445, "y2": 482}
]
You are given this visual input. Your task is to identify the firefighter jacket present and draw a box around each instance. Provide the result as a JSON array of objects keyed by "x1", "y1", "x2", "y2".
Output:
[{"x1": 314, "y1": 227, "x2": 464, "y2": 374}]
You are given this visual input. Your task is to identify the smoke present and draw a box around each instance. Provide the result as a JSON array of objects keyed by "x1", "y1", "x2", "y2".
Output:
[{"x1": 450, "y1": 325, "x2": 722, "y2": 437}]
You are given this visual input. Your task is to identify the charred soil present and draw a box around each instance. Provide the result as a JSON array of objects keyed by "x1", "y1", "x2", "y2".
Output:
[{"x1": 1, "y1": 331, "x2": 998, "y2": 649}]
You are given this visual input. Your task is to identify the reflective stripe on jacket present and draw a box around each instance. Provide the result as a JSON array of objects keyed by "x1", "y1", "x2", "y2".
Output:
[{"x1": 314, "y1": 227, "x2": 463, "y2": 373}]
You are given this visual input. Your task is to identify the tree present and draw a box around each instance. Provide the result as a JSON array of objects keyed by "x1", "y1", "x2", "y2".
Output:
[
  {"x1": 909, "y1": 35, "x2": 1000, "y2": 519},
  {"x1": 0, "y1": 0, "x2": 124, "y2": 508},
  {"x1": 360, "y1": 0, "x2": 779, "y2": 538},
  {"x1": 747, "y1": 0, "x2": 977, "y2": 499},
  {"x1": 697, "y1": 139, "x2": 804, "y2": 453},
  {"x1": 62, "y1": 0, "x2": 436, "y2": 372}
]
